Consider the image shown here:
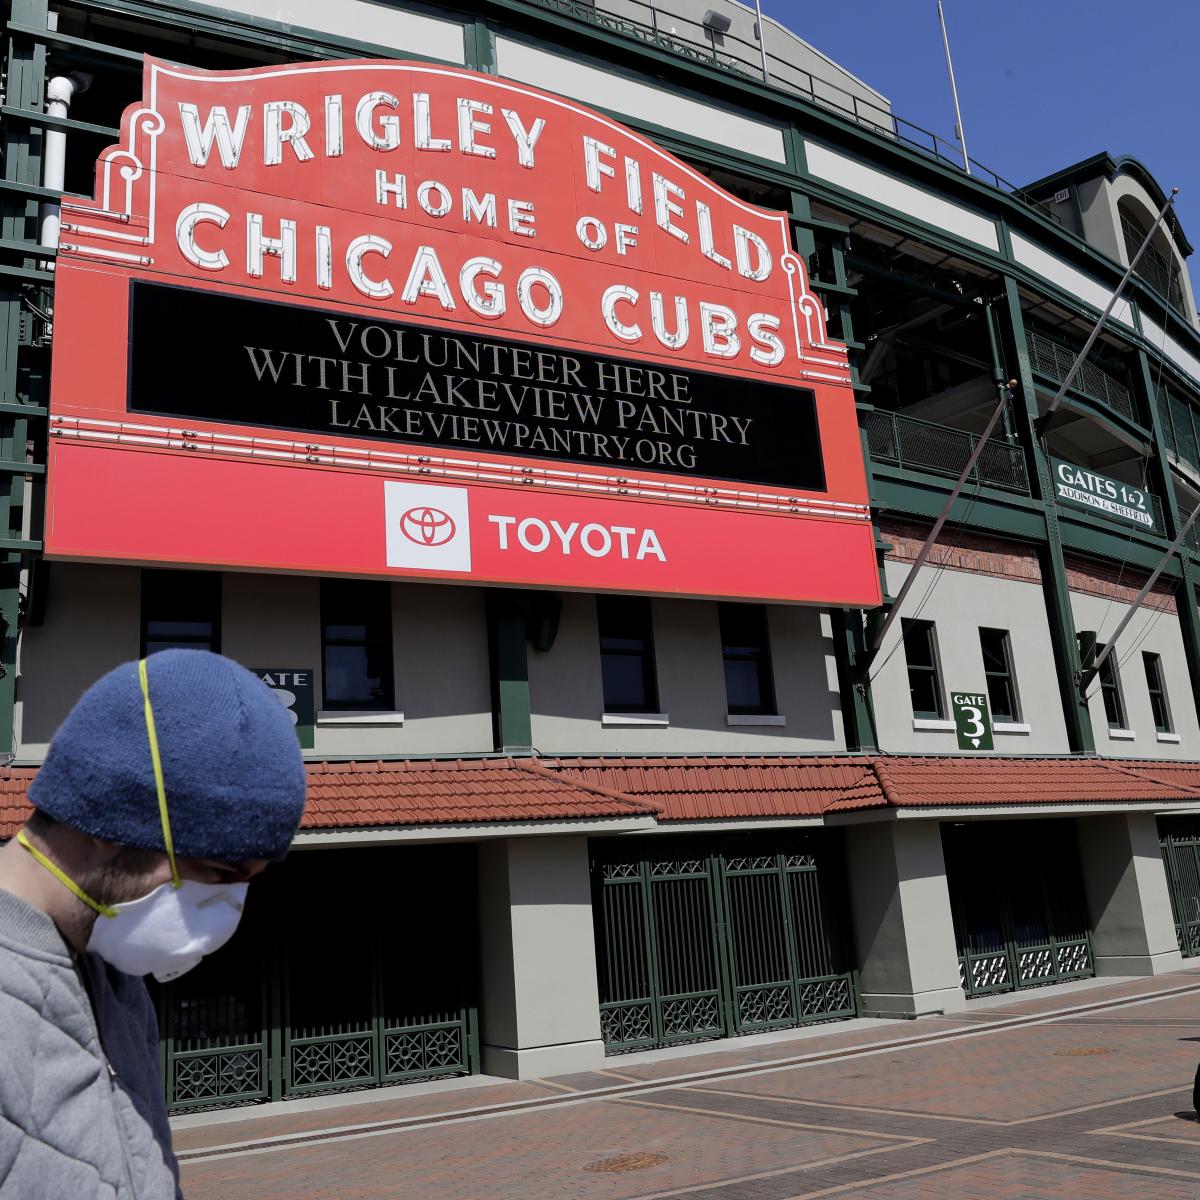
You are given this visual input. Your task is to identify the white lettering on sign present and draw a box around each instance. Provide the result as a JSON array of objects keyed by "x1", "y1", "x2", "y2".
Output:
[
  {"x1": 164, "y1": 83, "x2": 811, "y2": 369},
  {"x1": 1053, "y1": 460, "x2": 1153, "y2": 528},
  {"x1": 488, "y1": 514, "x2": 666, "y2": 562}
]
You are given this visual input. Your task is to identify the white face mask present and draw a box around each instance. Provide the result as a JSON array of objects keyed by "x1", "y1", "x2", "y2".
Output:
[{"x1": 86, "y1": 878, "x2": 249, "y2": 983}]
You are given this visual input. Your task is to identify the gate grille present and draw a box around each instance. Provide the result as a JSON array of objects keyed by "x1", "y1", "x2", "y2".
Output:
[
  {"x1": 945, "y1": 820, "x2": 1094, "y2": 998},
  {"x1": 154, "y1": 845, "x2": 479, "y2": 1111},
  {"x1": 1159, "y1": 817, "x2": 1200, "y2": 957},
  {"x1": 593, "y1": 834, "x2": 858, "y2": 1052}
]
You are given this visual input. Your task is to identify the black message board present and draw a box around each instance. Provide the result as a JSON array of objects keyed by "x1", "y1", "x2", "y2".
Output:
[{"x1": 127, "y1": 281, "x2": 826, "y2": 491}]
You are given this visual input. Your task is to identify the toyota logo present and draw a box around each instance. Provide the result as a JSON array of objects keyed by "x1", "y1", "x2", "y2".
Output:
[{"x1": 399, "y1": 506, "x2": 457, "y2": 547}]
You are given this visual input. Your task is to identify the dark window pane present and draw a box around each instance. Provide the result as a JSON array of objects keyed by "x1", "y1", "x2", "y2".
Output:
[
  {"x1": 146, "y1": 620, "x2": 213, "y2": 641},
  {"x1": 321, "y1": 580, "x2": 394, "y2": 710},
  {"x1": 908, "y1": 669, "x2": 942, "y2": 719},
  {"x1": 903, "y1": 623, "x2": 936, "y2": 671},
  {"x1": 597, "y1": 596, "x2": 657, "y2": 713},
  {"x1": 903, "y1": 620, "x2": 944, "y2": 718},
  {"x1": 980, "y1": 628, "x2": 1019, "y2": 722},
  {"x1": 1144, "y1": 652, "x2": 1172, "y2": 733},
  {"x1": 724, "y1": 659, "x2": 766, "y2": 712},
  {"x1": 326, "y1": 623, "x2": 368, "y2": 642},
  {"x1": 600, "y1": 654, "x2": 652, "y2": 712},
  {"x1": 1096, "y1": 643, "x2": 1126, "y2": 729},
  {"x1": 719, "y1": 603, "x2": 774, "y2": 715},
  {"x1": 141, "y1": 570, "x2": 219, "y2": 655}
]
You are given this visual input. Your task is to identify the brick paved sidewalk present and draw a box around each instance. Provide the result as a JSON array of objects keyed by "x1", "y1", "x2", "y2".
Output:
[{"x1": 177, "y1": 969, "x2": 1200, "y2": 1199}]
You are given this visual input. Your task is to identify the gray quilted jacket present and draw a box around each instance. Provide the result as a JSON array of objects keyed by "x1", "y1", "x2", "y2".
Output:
[{"x1": 0, "y1": 887, "x2": 181, "y2": 1199}]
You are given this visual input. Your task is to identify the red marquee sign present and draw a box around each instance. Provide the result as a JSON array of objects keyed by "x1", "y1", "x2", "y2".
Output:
[{"x1": 46, "y1": 57, "x2": 880, "y2": 606}]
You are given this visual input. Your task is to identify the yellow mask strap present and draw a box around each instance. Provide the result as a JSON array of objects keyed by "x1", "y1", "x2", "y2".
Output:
[
  {"x1": 16, "y1": 830, "x2": 119, "y2": 918},
  {"x1": 138, "y1": 658, "x2": 181, "y2": 890}
]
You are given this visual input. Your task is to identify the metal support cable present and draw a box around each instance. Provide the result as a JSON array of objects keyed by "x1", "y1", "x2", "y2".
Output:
[
  {"x1": 861, "y1": 374, "x2": 1017, "y2": 666},
  {"x1": 1081, "y1": 499, "x2": 1200, "y2": 693}
]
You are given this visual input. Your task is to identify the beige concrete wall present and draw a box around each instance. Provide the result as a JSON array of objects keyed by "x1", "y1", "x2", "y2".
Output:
[
  {"x1": 201, "y1": 0, "x2": 466, "y2": 60},
  {"x1": 845, "y1": 820, "x2": 965, "y2": 1017},
  {"x1": 16, "y1": 563, "x2": 140, "y2": 755},
  {"x1": 1069, "y1": 588, "x2": 1199, "y2": 758},
  {"x1": 16, "y1": 565, "x2": 492, "y2": 760},
  {"x1": 528, "y1": 593, "x2": 844, "y2": 754},
  {"x1": 477, "y1": 835, "x2": 605, "y2": 1078},
  {"x1": 872, "y1": 560, "x2": 1069, "y2": 755},
  {"x1": 1077, "y1": 812, "x2": 1183, "y2": 976}
]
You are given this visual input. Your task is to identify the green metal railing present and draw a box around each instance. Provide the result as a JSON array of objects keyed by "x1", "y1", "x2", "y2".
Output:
[
  {"x1": 944, "y1": 820, "x2": 1094, "y2": 999},
  {"x1": 864, "y1": 408, "x2": 1030, "y2": 494},
  {"x1": 1121, "y1": 214, "x2": 1185, "y2": 311},
  {"x1": 527, "y1": 0, "x2": 1060, "y2": 224},
  {"x1": 1026, "y1": 330, "x2": 1136, "y2": 423},
  {"x1": 592, "y1": 833, "x2": 857, "y2": 1053}
]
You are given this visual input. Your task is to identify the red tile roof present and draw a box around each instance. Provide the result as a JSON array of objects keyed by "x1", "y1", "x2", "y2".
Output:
[
  {"x1": 548, "y1": 755, "x2": 1200, "y2": 818},
  {"x1": 1107, "y1": 760, "x2": 1200, "y2": 800},
  {"x1": 2, "y1": 755, "x2": 1199, "y2": 840},
  {"x1": 0, "y1": 759, "x2": 657, "y2": 839},
  {"x1": 544, "y1": 757, "x2": 883, "y2": 820},
  {"x1": 301, "y1": 758, "x2": 658, "y2": 828},
  {"x1": 0, "y1": 767, "x2": 35, "y2": 841},
  {"x1": 861, "y1": 756, "x2": 1200, "y2": 811}
]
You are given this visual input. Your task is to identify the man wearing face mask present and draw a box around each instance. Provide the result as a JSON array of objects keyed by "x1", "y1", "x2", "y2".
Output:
[{"x1": 0, "y1": 649, "x2": 307, "y2": 1198}]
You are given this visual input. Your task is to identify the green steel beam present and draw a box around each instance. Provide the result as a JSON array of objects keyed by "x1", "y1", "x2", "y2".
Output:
[
  {"x1": 1001, "y1": 273, "x2": 1094, "y2": 752},
  {"x1": 0, "y1": 0, "x2": 51, "y2": 757},
  {"x1": 487, "y1": 593, "x2": 533, "y2": 754},
  {"x1": 0, "y1": 105, "x2": 118, "y2": 139},
  {"x1": 1135, "y1": 347, "x2": 1200, "y2": 727},
  {"x1": 6, "y1": 20, "x2": 145, "y2": 66},
  {"x1": 870, "y1": 471, "x2": 1048, "y2": 540}
]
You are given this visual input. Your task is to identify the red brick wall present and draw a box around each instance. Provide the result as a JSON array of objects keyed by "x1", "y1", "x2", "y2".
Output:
[
  {"x1": 1063, "y1": 553, "x2": 1177, "y2": 614},
  {"x1": 880, "y1": 519, "x2": 1042, "y2": 584}
]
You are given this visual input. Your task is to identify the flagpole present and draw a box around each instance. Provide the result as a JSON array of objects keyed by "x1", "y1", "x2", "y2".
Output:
[
  {"x1": 936, "y1": 0, "x2": 971, "y2": 175},
  {"x1": 753, "y1": 0, "x2": 770, "y2": 81}
]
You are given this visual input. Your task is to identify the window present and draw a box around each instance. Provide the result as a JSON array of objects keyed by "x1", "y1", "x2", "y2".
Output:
[
  {"x1": 979, "y1": 628, "x2": 1020, "y2": 722},
  {"x1": 902, "y1": 619, "x2": 944, "y2": 719},
  {"x1": 320, "y1": 579, "x2": 394, "y2": 710},
  {"x1": 141, "y1": 570, "x2": 220, "y2": 656},
  {"x1": 1143, "y1": 652, "x2": 1173, "y2": 734},
  {"x1": 719, "y1": 604, "x2": 776, "y2": 715},
  {"x1": 1095, "y1": 642, "x2": 1127, "y2": 730},
  {"x1": 597, "y1": 596, "x2": 658, "y2": 713}
]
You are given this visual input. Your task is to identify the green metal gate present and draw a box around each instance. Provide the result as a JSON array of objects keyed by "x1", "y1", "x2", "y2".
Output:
[
  {"x1": 592, "y1": 833, "x2": 858, "y2": 1053},
  {"x1": 154, "y1": 845, "x2": 479, "y2": 1111},
  {"x1": 944, "y1": 821, "x2": 1094, "y2": 998},
  {"x1": 1159, "y1": 817, "x2": 1200, "y2": 957}
]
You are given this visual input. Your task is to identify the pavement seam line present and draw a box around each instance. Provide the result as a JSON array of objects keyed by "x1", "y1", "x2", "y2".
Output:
[
  {"x1": 688, "y1": 1083, "x2": 1193, "y2": 1128},
  {"x1": 615, "y1": 1095, "x2": 925, "y2": 1141},
  {"x1": 775, "y1": 1147, "x2": 1014, "y2": 1200},
  {"x1": 613, "y1": 1141, "x2": 931, "y2": 1200},
  {"x1": 174, "y1": 976, "x2": 1200, "y2": 1163},
  {"x1": 1019, "y1": 1147, "x2": 1200, "y2": 1180}
]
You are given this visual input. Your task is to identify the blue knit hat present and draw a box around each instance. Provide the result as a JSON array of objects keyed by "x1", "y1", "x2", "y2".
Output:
[{"x1": 29, "y1": 650, "x2": 307, "y2": 862}]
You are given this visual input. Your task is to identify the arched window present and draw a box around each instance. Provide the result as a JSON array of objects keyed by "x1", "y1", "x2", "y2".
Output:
[{"x1": 1119, "y1": 200, "x2": 1183, "y2": 310}]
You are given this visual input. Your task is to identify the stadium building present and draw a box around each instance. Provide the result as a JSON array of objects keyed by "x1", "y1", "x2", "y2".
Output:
[{"x1": 2, "y1": 0, "x2": 1200, "y2": 1110}]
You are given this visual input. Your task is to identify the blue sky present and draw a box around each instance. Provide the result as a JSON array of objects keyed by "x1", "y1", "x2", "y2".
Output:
[{"x1": 764, "y1": 1, "x2": 1200, "y2": 238}]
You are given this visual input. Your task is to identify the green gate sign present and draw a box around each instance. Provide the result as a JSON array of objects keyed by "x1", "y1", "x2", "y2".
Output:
[
  {"x1": 952, "y1": 692, "x2": 993, "y2": 750},
  {"x1": 253, "y1": 668, "x2": 315, "y2": 749},
  {"x1": 1051, "y1": 458, "x2": 1154, "y2": 530}
]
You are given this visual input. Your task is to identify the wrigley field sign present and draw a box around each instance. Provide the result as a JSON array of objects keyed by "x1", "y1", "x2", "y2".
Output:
[
  {"x1": 44, "y1": 57, "x2": 879, "y2": 606},
  {"x1": 1052, "y1": 459, "x2": 1155, "y2": 530}
]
